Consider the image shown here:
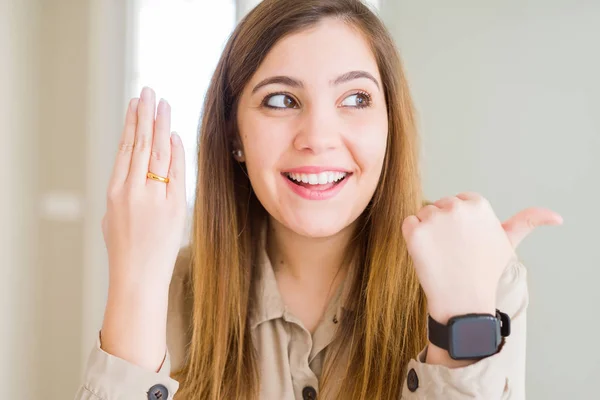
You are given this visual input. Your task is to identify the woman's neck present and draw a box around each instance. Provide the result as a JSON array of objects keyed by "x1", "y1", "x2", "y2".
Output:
[{"x1": 266, "y1": 218, "x2": 356, "y2": 290}]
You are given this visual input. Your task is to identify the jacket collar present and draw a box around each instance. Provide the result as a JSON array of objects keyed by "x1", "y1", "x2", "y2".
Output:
[{"x1": 249, "y1": 222, "x2": 356, "y2": 331}]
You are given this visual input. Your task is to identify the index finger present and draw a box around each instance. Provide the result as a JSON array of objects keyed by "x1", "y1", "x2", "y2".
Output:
[{"x1": 109, "y1": 97, "x2": 139, "y2": 189}]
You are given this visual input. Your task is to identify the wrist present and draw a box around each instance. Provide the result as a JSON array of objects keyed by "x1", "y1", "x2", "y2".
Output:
[
  {"x1": 428, "y1": 301, "x2": 496, "y2": 325},
  {"x1": 106, "y1": 279, "x2": 170, "y2": 324},
  {"x1": 101, "y1": 281, "x2": 170, "y2": 371},
  {"x1": 108, "y1": 270, "x2": 172, "y2": 297}
]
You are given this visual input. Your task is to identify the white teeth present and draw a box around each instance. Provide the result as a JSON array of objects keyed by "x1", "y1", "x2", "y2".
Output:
[
  {"x1": 317, "y1": 172, "x2": 328, "y2": 185},
  {"x1": 286, "y1": 171, "x2": 347, "y2": 185}
]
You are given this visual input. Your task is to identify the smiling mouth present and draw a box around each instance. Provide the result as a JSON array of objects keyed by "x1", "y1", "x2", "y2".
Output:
[{"x1": 283, "y1": 171, "x2": 350, "y2": 189}]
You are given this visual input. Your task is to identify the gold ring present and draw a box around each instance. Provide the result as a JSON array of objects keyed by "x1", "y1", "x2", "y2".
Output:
[{"x1": 147, "y1": 171, "x2": 169, "y2": 183}]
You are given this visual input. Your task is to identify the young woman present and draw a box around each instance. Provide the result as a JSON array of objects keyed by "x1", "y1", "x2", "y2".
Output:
[{"x1": 76, "y1": 0, "x2": 562, "y2": 399}]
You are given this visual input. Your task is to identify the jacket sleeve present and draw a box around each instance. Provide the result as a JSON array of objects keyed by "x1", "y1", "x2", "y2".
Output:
[
  {"x1": 73, "y1": 335, "x2": 179, "y2": 400},
  {"x1": 401, "y1": 256, "x2": 529, "y2": 400}
]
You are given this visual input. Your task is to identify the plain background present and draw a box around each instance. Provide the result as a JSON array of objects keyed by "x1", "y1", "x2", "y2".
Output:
[{"x1": 1, "y1": 0, "x2": 597, "y2": 398}]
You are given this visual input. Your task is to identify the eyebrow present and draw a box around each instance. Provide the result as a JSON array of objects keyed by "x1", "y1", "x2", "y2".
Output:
[{"x1": 251, "y1": 70, "x2": 380, "y2": 94}]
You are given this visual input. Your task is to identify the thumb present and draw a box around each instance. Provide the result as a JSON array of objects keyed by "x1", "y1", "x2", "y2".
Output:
[{"x1": 502, "y1": 207, "x2": 563, "y2": 248}]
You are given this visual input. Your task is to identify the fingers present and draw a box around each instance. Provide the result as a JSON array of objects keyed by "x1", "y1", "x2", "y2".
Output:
[
  {"x1": 128, "y1": 87, "x2": 156, "y2": 187},
  {"x1": 402, "y1": 215, "x2": 420, "y2": 239},
  {"x1": 419, "y1": 193, "x2": 482, "y2": 221},
  {"x1": 402, "y1": 204, "x2": 440, "y2": 239},
  {"x1": 403, "y1": 198, "x2": 450, "y2": 238},
  {"x1": 455, "y1": 192, "x2": 484, "y2": 202},
  {"x1": 502, "y1": 207, "x2": 564, "y2": 248},
  {"x1": 166, "y1": 132, "x2": 186, "y2": 201},
  {"x1": 147, "y1": 98, "x2": 172, "y2": 192},
  {"x1": 109, "y1": 87, "x2": 178, "y2": 200},
  {"x1": 433, "y1": 196, "x2": 460, "y2": 210},
  {"x1": 416, "y1": 204, "x2": 439, "y2": 222},
  {"x1": 110, "y1": 98, "x2": 139, "y2": 188}
]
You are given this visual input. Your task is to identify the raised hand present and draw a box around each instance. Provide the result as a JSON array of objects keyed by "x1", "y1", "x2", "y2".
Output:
[
  {"x1": 402, "y1": 192, "x2": 562, "y2": 325},
  {"x1": 100, "y1": 86, "x2": 187, "y2": 371},
  {"x1": 102, "y1": 86, "x2": 187, "y2": 290}
]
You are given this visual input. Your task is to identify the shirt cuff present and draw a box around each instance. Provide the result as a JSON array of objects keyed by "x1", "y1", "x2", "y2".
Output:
[
  {"x1": 76, "y1": 332, "x2": 179, "y2": 400},
  {"x1": 401, "y1": 342, "x2": 510, "y2": 399}
]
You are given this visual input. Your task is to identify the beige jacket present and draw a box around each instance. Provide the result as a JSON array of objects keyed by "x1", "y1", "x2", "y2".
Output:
[{"x1": 75, "y1": 237, "x2": 528, "y2": 400}]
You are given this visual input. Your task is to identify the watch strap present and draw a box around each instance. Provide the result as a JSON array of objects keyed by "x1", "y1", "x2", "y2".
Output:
[
  {"x1": 427, "y1": 313, "x2": 449, "y2": 350},
  {"x1": 498, "y1": 309, "x2": 511, "y2": 337}
]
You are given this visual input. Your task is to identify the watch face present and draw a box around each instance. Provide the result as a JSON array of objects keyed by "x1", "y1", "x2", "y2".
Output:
[{"x1": 449, "y1": 315, "x2": 499, "y2": 359}]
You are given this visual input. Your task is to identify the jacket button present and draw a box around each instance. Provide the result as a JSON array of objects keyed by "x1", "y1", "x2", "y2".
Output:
[
  {"x1": 148, "y1": 384, "x2": 169, "y2": 399},
  {"x1": 407, "y1": 368, "x2": 419, "y2": 392},
  {"x1": 302, "y1": 385, "x2": 317, "y2": 400}
]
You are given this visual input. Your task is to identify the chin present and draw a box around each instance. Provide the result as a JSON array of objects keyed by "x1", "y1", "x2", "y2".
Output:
[{"x1": 280, "y1": 211, "x2": 355, "y2": 239}]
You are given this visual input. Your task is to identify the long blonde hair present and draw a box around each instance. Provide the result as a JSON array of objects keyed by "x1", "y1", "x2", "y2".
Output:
[{"x1": 173, "y1": 0, "x2": 428, "y2": 398}]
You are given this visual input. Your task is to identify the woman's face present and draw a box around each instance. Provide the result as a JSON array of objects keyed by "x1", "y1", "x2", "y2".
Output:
[{"x1": 236, "y1": 19, "x2": 388, "y2": 238}]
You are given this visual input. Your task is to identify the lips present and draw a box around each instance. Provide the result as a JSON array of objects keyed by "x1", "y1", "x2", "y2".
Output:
[{"x1": 281, "y1": 170, "x2": 351, "y2": 200}]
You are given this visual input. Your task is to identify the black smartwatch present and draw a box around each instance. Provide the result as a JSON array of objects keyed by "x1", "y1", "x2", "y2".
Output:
[{"x1": 428, "y1": 309, "x2": 511, "y2": 360}]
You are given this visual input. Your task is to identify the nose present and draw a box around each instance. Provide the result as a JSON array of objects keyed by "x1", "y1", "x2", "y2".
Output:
[{"x1": 293, "y1": 106, "x2": 341, "y2": 154}]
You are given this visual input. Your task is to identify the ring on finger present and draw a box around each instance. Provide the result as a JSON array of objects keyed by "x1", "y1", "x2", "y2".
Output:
[{"x1": 147, "y1": 171, "x2": 169, "y2": 184}]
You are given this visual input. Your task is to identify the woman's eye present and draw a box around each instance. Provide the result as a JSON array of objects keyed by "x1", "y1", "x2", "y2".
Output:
[
  {"x1": 341, "y1": 92, "x2": 371, "y2": 108},
  {"x1": 264, "y1": 94, "x2": 298, "y2": 109}
]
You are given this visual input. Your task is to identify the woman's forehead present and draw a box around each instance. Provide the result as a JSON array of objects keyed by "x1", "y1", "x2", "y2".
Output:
[{"x1": 249, "y1": 19, "x2": 380, "y2": 89}]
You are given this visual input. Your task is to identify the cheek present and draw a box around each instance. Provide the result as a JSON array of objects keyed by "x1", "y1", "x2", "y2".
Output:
[
  {"x1": 241, "y1": 119, "x2": 277, "y2": 165},
  {"x1": 239, "y1": 117, "x2": 292, "y2": 188},
  {"x1": 345, "y1": 115, "x2": 388, "y2": 175}
]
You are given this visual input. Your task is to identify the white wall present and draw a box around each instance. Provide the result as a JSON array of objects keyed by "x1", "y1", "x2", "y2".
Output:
[
  {"x1": 0, "y1": 0, "x2": 40, "y2": 397},
  {"x1": 381, "y1": 1, "x2": 599, "y2": 398},
  {"x1": 1, "y1": 0, "x2": 126, "y2": 397}
]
